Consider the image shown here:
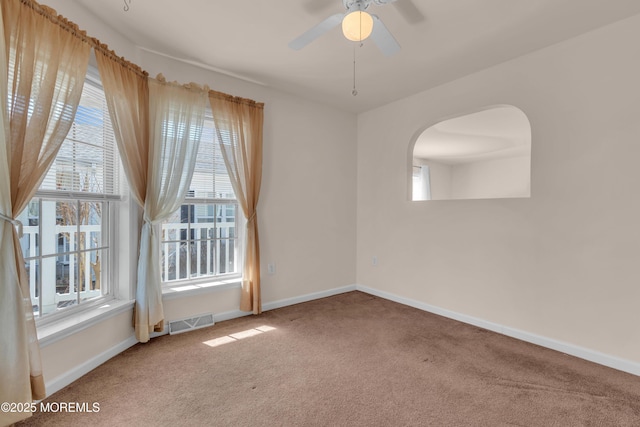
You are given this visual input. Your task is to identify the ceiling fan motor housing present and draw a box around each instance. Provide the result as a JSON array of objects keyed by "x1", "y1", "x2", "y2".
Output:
[
  {"x1": 343, "y1": 0, "x2": 398, "y2": 12},
  {"x1": 290, "y1": 0, "x2": 401, "y2": 56},
  {"x1": 343, "y1": 0, "x2": 370, "y2": 12}
]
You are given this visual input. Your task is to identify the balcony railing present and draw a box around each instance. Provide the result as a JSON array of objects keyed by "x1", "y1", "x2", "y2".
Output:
[
  {"x1": 21, "y1": 220, "x2": 238, "y2": 316},
  {"x1": 161, "y1": 221, "x2": 237, "y2": 282},
  {"x1": 23, "y1": 224, "x2": 102, "y2": 317}
]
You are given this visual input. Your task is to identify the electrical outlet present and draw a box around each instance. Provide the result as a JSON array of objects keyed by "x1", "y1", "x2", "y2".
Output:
[
  {"x1": 372, "y1": 256, "x2": 378, "y2": 266},
  {"x1": 267, "y1": 263, "x2": 276, "y2": 274}
]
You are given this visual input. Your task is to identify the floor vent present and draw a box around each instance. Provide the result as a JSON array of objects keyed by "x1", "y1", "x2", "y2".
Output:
[{"x1": 168, "y1": 313, "x2": 215, "y2": 335}]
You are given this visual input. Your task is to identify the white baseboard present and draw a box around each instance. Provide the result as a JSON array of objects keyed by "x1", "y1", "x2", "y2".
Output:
[
  {"x1": 214, "y1": 309, "x2": 249, "y2": 322},
  {"x1": 202, "y1": 285, "x2": 359, "y2": 323},
  {"x1": 262, "y1": 284, "x2": 357, "y2": 312},
  {"x1": 356, "y1": 285, "x2": 640, "y2": 377},
  {"x1": 45, "y1": 335, "x2": 138, "y2": 398}
]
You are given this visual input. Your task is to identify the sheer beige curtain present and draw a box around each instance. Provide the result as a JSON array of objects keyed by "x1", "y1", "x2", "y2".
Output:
[
  {"x1": 209, "y1": 93, "x2": 264, "y2": 314},
  {"x1": 94, "y1": 47, "x2": 149, "y2": 208},
  {"x1": 95, "y1": 47, "x2": 153, "y2": 342},
  {"x1": 135, "y1": 76, "x2": 208, "y2": 342},
  {"x1": 0, "y1": 0, "x2": 90, "y2": 423},
  {"x1": 97, "y1": 52, "x2": 209, "y2": 342}
]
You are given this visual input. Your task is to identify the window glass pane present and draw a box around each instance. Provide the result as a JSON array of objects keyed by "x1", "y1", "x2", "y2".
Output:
[
  {"x1": 217, "y1": 204, "x2": 236, "y2": 237},
  {"x1": 25, "y1": 258, "x2": 39, "y2": 316},
  {"x1": 78, "y1": 249, "x2": 104, "y2": 303},
  {"x1": 41, "y1": 255, "x2": 58, "y2": 315},
  {"x1": 19, "y1": 200, "x2": 39, "y2": 259},
  {"x1": 80, "y1": 201, "x2": 103, "y2": 250},
  {"x1": 162, "y1": 209, "x2": 182, "y2": 242},
  {"x1": 56, "y1": 200, "x2": 77, "y2": 252},
  {"x1": 177, "y1": 242, "x2": 188, "y2": 281},
  {"x1": 17, "y1": 66, "x2": 117, "y2": 320},
  {"x1": 161, "y1": 240, "x2": 178, "y2": 282},
  {"x1": 49, "y1": 253, "x2": 76, "y2": 313},
  {"x1": 161, "y1": 201, "x2": 239, "y2": 283},
  {"x1": 189, "y1": 241, "x2": 199, "y2": 278},
  {"x1": 188, "y1": 113, "x2": 235, "y2": 200},
  {"x1": 45, "y1": 142, "x2": 108, "y2": 192}
]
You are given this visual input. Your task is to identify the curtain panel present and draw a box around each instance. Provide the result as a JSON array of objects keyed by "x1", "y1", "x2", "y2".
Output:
[
  {"x1": 96, "y1": 65, "x2": 211, "y2": 343},
  {"x1": 209, "y1": 93, "x2": 264, "y2": 314},
  {"x1": 0, "y1": 0, "x2": 91, "y2": 424},
  {"x1": 96, "y1": 52, "x2": 210, "y2": 343},
  {"x1": 135, "y1": 75, "x2": 208, "y2": 342},
  {"x1": 94, "y1": 47, "x2": 149, "y2": 209}
]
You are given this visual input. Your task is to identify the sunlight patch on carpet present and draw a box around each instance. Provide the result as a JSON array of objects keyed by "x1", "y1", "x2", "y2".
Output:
[{"x1": 202, "y1": 325, "x2": 276, "y2": 348}]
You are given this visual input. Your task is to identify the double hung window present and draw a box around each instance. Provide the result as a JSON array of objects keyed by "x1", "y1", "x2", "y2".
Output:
[
  {"x1": 17, "y1": 67, "x2": 120, "y2": 319},
  {"x1": 15, "y1": 69, "x2": 241, "y2": 321},
  {"x1": 161, "y1": 108, "x2": 240, "y2": 283}
]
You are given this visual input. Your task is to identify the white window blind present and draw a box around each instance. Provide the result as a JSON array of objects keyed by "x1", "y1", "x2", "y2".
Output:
[
  {"x1": 188, "y1": 107, "x2": 235, "y2": 201},
  {"x1": 40, "y1": 67, "x2": 119, "y2": 198}
]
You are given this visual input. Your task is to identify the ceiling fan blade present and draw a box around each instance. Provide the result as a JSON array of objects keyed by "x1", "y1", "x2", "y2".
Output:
[
  {"x1": 289, "y1": 13, "x2": 345, "y2": 50},
  {"x1": 373, "y1": 0, "x2": 426, "y2": 25},
  {"x1": 370, "y1": 14, "x2": 401, "y2": 56},
  {"x1": 392, "y1": 0, "x2": 426, "y2": 25},
  {"x1": 302, "y1": 0, "x2": 335, "y2": 14}
]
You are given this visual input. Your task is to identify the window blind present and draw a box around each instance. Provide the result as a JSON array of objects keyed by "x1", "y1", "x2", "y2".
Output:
[
  {"x1": 40, "y1": 67, "x2": 119, "y2": 198},
  {"x1": 188, "y1": 107, "x2": 235, "y2": 200}
]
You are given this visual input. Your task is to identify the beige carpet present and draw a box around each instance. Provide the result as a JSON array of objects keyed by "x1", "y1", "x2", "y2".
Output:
[{"x1": 17, "y1": 291, "x2": 640, "y2": 426}]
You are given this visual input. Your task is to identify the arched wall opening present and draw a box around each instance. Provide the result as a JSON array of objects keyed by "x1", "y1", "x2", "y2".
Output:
[{"x1": 410, "y1": 105, "x2": 531, "y2": 201}]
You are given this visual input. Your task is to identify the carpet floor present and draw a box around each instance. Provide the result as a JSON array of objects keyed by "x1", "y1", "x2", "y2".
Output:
[{"x1": 17, "y1": 291, "x2": 640, "y2": 426}]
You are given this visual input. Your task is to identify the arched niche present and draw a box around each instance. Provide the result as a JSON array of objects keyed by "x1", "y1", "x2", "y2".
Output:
[{"x1": 411, "y1": 105, "x2": 531, "y2": 201}]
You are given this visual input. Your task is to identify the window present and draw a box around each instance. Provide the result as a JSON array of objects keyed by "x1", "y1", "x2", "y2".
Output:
[
  {"x1": 412, "y1": 165, "x2": 431, "y2": 201},
  {"x1": 14, "y1": 64, "x2": 240, "y2": 321},
  {"x1": 161, "y1": 108, "x2": 240, "y2": 283},
  {"x1": 17, "y1": 66, "x2": 120, "y2": 319}
]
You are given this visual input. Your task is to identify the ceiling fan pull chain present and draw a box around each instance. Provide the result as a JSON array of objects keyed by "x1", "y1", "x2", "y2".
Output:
[{"x1": 352, "y1": 44, "x2": 358, "y2": 96}]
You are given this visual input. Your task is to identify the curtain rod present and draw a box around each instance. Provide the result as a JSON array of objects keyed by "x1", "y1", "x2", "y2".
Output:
[{"x1": 17, "y1": 0, "x2": 263, "y2": 105}]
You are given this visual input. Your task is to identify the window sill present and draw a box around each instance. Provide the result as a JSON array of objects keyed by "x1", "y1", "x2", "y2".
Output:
[
  {"x1": 36, "y1": 280, "x2": 241, "y2": 347},
  {"x1": 37, "y1": 298, "x2": 134, "y2": 347},
  {"x1": 162, "y1": 278, "x2": 242, "y2": 300}
]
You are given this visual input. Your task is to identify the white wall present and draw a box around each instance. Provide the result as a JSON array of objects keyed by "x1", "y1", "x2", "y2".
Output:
[
  {"x1": 417, "y1": 156, "x2": 530, "y2": 201},
  {"x1": 416, "y1": 160, "x2": 452, "y2": 200},
  {"x1": 39, "y1": 0, "x2": 358, "y2": 395},
  {"x1": 357, "y1": 14, "x2": 640, "y2": 366},
  {"x1": 451, "y1": 156, "x2": 530, "y2": 200}
]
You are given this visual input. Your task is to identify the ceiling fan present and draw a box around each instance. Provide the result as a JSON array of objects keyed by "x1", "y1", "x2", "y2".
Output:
[{"x1": 289, "y1": 0, "x2": 403, "y2": 57}]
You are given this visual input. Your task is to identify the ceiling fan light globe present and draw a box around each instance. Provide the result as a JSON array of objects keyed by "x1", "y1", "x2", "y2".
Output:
[{"x1": 342, "y1": 11, "x2": 374, "y2": 42}]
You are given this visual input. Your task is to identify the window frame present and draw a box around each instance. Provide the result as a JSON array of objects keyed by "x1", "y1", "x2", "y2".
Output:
[
  {"x1": 17, "y1": 64, "x2": 125, "y2": 326},
  {"x1": 160, "y1": 108, "x2": 243, "y2": 288},
  {"x1": 161, "y1": 198, "x2": 242, "y2": 287}
]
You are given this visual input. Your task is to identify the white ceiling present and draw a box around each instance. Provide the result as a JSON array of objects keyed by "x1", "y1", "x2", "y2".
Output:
[
  {"x1": 413, "y1": 106, "x2": 531, "y2": 165},
  {"x1": 73, "y1": 0, "x2": 640, "y2": 113}
]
